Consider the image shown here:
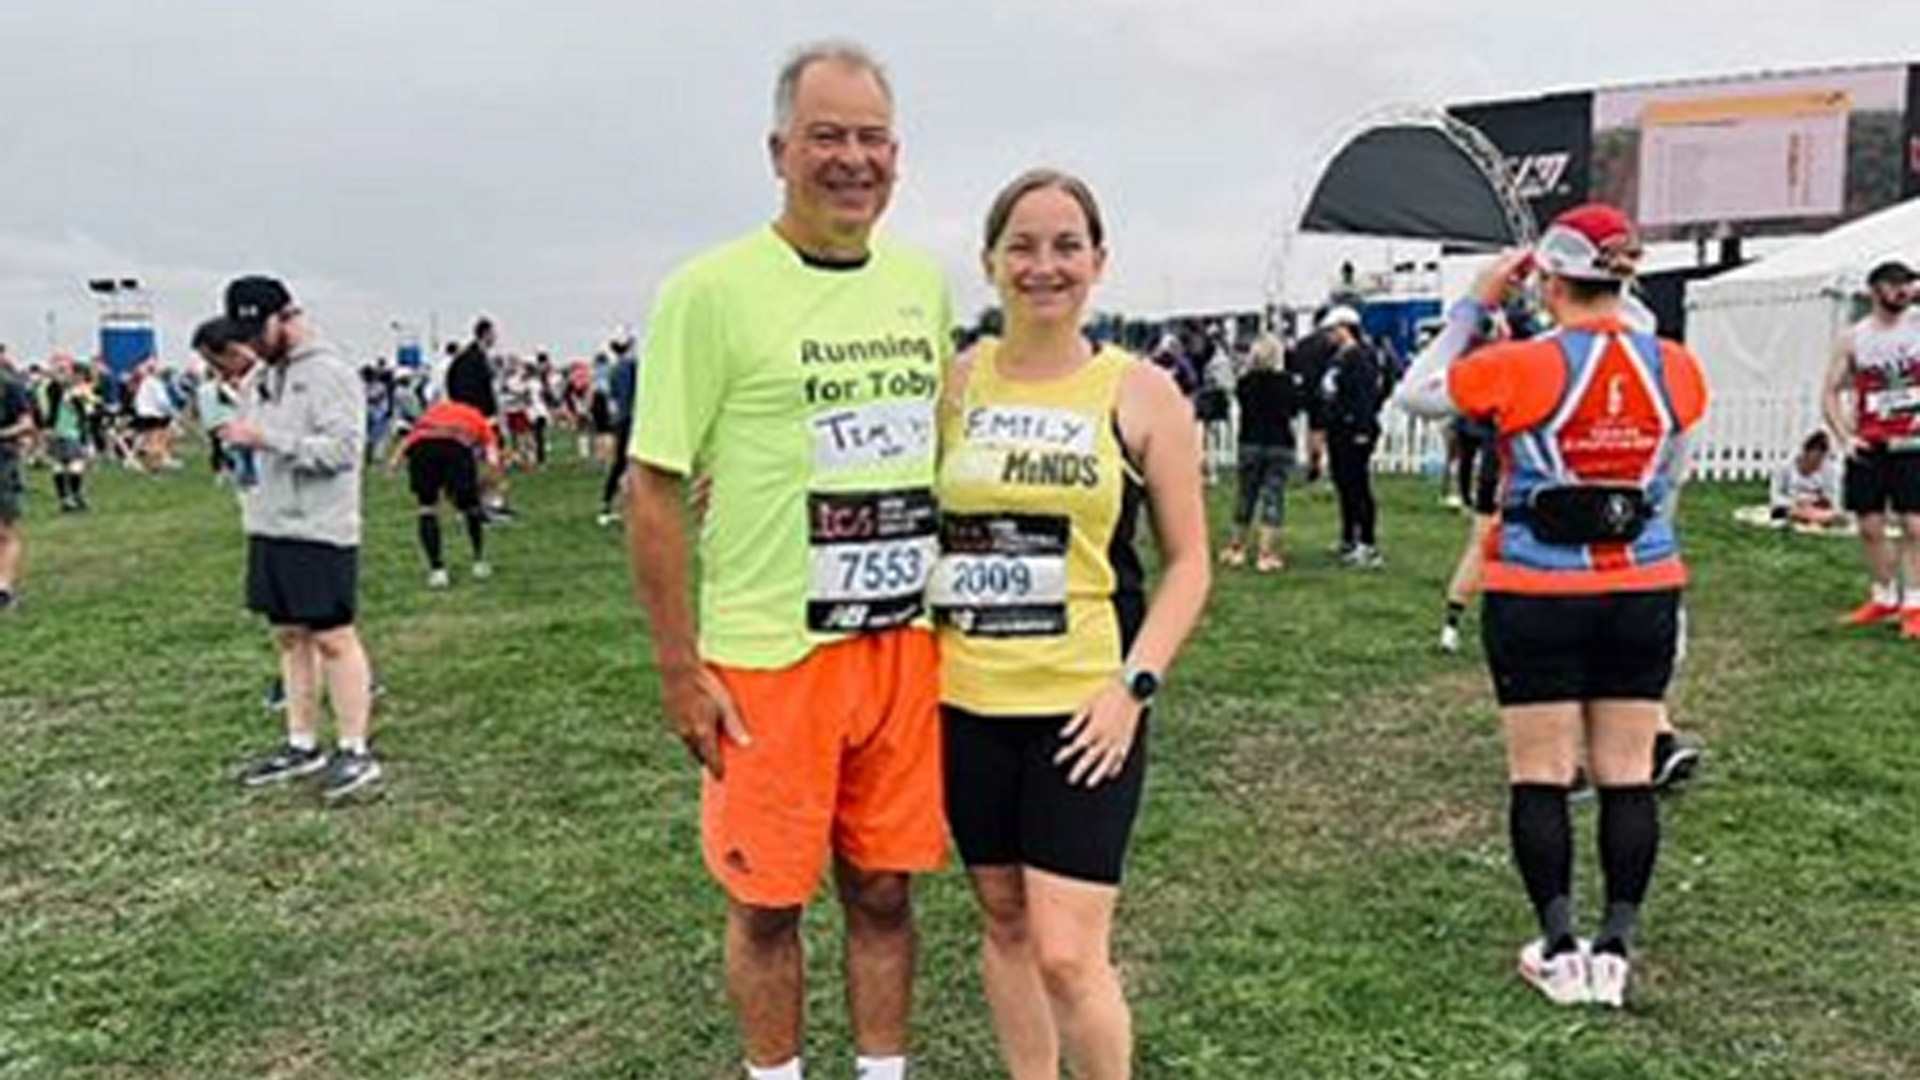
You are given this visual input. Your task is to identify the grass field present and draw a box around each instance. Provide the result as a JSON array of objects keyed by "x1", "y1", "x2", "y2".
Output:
[{"x1": 2, "y1": 450, "x2": 1916, "y2": 1079}]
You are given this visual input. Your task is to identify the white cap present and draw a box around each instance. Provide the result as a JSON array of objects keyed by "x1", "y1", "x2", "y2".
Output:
[{"x1": 1318, "y1": 306, "x2": 1361, "y2": 332}]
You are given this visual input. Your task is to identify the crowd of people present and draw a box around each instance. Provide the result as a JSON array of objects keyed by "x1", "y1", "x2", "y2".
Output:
[{"x1": 5, "y1": 34, "x2": 1918, "y2": 1080}]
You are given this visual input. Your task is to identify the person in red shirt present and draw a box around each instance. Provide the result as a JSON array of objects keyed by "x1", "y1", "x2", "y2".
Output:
[
  {"x1": 1397, "y1": 204, "x2": 1708, "y2": 1009},
  {"x1": 1821, "y1": 260, "x2": 1920, "y2": 636},
  {"x1": 393, "y1": 398, "x2": 499, "y2": 588}
]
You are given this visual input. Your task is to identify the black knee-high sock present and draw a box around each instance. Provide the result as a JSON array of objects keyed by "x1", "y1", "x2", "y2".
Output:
[
  {"x1": 1510, "y1": 784, "x2": 1576, "y2": 953},
  {"x1": 54, "y1": 473, "x2": 73, "y2": 500},
  {"x1": 417, "y1": 512, "x2": 444, "y2": 570},
  {"x1": 70, "y1": 470, "x2": 85, "y2": 498},
  {"x1": 464, "y1": 509, "x2": 486, "y2": 560},
  {"x1": 1596, "y1": 786, "x2": 1659, "y2": 956}
]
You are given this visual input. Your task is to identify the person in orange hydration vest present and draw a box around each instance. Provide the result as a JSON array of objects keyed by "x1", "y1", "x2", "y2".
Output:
[{"x1": 1396, "y1": 204, "x2": 1709, "y2": 1009}]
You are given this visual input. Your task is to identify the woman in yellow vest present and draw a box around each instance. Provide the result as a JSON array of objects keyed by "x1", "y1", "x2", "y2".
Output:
[{"x1": 935, "y1": 169, "x2": 1212, "y2": 1079}]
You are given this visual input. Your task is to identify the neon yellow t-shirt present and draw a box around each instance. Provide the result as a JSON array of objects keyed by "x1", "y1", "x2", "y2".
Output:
[{"x1": 633, "y1": 226, "x2": 953, "y2": 670}]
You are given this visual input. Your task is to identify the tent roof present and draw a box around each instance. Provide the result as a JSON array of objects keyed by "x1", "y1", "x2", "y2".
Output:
[
  {"x1": 1705, "y1": 197, "x2": 1920, "y2": 288},
  {"x1": 1299, "y1": 124, "x2": 1522, "y2": 247}
]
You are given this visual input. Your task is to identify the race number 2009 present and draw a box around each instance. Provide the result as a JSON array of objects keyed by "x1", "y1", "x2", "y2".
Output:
[
  {"x1": 806, "y1": 488, "x2": 938, "y2": 633},
  {"x1": 931, "y1": 513, "x2": 1070, "y2": 637}
]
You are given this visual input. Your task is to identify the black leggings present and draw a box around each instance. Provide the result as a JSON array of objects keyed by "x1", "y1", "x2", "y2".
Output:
[
  {"x1": 600, "y1": 420, "x2": 632, "y2": 508},
  {"x1": 1329, "y1": 432, "x2": 1377, "y2": 546}
]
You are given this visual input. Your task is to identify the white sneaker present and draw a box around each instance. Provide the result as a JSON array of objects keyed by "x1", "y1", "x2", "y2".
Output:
[
  {"x1": 427, "y1": 568, "x2": 451, "y2": 590},
  {"x1": 471, "y1": 560, "x2": 493, "y2": 581},
  {"x1": 1439, "y1": 625, "x2": 1461, "y2": 653},
  {"x1": 1589, "y1": 949, "x2": 1630, "y2": 1008},
  {"x1": 1517, "y1": 939, "x2": 1590, "y2": 1006},
  {"x1": 595, "y1": 511, "x2": 620, "y2": 528}
]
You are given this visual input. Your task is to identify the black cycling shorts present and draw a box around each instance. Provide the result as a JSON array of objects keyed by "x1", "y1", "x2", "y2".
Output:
[
  {"x1": 407, "y1": 438, "x2": 481, "y2": 511},
  {"x1": 942, "y1": 704, "x2": 1148, "y2": 885},
  {"x1": 247, "y1": 537, "x2": 358, "y2": 632},
  {"x1": 1843, "y1": 448, "x2": 1920, "y2": 515},
  {"x1": 1481, "y1": 589, "x2": 1680, "y2": 706}
]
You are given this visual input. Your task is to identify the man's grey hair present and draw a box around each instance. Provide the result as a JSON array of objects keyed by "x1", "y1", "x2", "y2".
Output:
[{"x1": 772, "y1": 40, "x2": 893, "y2": 134}]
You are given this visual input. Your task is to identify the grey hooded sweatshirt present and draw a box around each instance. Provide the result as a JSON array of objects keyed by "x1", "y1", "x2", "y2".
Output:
[{"x1": 241, "y1": 341, "x2": 365, "y2": 548}]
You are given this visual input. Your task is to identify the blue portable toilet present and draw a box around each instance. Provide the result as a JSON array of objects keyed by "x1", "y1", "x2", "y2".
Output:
[{"x1": 100, "y1": 317, "x2": 157, "y2": 378}]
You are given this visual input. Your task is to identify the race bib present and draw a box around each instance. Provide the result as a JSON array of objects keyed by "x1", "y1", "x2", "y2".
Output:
[
  {"x1": 931, "y1": 513, "x2": 1070, "y2": 637},
  {"x1": 806, "y1": 487, "x2": 937, "y2": 633},
  {"x1": 1865, "y1": 386, "x2": 1920, "y2": 417}
]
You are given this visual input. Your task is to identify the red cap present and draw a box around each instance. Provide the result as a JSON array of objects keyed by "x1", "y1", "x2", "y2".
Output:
[{"x1": 1534, "y1": 203, "x2": 1642, "y2": 282}]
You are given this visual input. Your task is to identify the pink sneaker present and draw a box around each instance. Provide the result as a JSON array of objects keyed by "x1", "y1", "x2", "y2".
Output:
[
  {"x1": 1517, "y1": 939, "x2": 1590, "y2": 1006},
  {"x1": 1589, "y1": 949, "x2": 1630, "y2": 1008}
]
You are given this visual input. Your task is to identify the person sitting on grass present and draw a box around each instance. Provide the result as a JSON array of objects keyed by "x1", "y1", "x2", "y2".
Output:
[{"x1": 1770, "y1": 430, "x2": 1844, "y2": 528}]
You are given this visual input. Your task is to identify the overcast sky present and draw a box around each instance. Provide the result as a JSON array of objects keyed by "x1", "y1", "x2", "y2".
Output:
[{"x1": 0, "y1": 1, "x2": 1909, "y2": 364}]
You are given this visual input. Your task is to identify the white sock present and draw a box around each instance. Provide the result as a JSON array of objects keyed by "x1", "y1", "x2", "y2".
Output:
[
  {"x1": 745, "y1": 1059, "x2": 801, "y2": 1080},
  {"x1": 1873, "y1": 580, "x2": 1901, "y2": 607},
  {"x1": 855, "y1": 1056, "x2": 904, "y2": 1080},
  {"x1": 287, "y1": 731, "x2": 318, "y2": 752},
  {"x1": 338, "y1": 737, "x2": 368, "y2": 755}
]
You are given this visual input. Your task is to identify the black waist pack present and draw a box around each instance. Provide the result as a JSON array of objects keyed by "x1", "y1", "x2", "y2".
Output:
[{"x1": 1509, "y1": 485, "x2": 1653, "y2": 545}]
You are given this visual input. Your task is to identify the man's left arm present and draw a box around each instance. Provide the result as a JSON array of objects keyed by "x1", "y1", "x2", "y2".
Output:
[{"x1": 264, "y1": 361, "x2": 365, "y2": 474}]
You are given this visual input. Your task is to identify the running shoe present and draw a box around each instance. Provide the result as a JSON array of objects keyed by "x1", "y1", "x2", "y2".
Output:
[
  {"x1": 1442, "y1": 493, "x2": 1465, "y2": 510},
  {"x1": 1517, "y1": 938, "x2": 1590, "y2": 1006},
  {"x1": 1588, "y1": 948, "x2": 1630, "y2": 1008},
  {"x1": 471, "y1": 560, "x2": 493, "y2": 581},
  {"x1": 1220, "y1": 543, "x2": 1247, "y2": 568},
  {"x1": 1439, "y1": 624, "x2": 1461, "y2": 654},
  {"x1": 1841, "y1": 600, "x2": 1902, "y2": 626},
  {"x1": 1652, "y1": 738, "x2": 1703, "y2": 790},
  {"x1": 1255, "y1": 553, "x2": 1285, "y2": 574},
  {"x1": 427, "y1": 568, "x2": 451, "y2": 590},
  {"x1": 321, "y1": 749, "x2": 383, "y2": 801},
  {"x1": 1344, "y1": 545, "x2": 1385, "y2": 569},
  {"x1": 239, "y1": 742, "x2": 329, "y2": 786},
  {"x1": 595, "y1": 510, "x2": 620, "y2": 528}
]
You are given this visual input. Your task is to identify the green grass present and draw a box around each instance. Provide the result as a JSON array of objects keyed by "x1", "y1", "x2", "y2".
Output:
[{"x1": 2, "y1": 451, "x2": 1916, "y2": 1078}]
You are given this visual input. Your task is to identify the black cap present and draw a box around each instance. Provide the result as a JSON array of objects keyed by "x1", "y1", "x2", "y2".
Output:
[
  {"x1": 223, "y1": 275, "x2": 295, "y2": 338},
  {"x1": 1867, "y1": 261, "x2": 1917, "y2": 287}
]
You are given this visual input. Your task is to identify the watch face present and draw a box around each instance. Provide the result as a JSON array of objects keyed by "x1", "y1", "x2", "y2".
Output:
[{"x1": 1129, "y1": 670, "x2": 1160, "y2": 700}]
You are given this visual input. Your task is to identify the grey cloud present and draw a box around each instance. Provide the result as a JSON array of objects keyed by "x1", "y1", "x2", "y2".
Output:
[{"x1": 0, "y1": 0, "x2": 1902, "y2": 361}]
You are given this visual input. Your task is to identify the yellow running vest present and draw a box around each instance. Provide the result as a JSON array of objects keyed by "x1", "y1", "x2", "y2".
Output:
[{"x1": 934, "y1": 342, "x2": 1147, "y2": 716}]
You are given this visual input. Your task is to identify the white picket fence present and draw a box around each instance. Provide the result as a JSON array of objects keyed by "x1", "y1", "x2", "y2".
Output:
[
  {"x1": 1378, "y1": 390, "x2": 1822, "y2": 483},
  {"x1": 1204, "y1": 390, "x2": 1822, "y2": 485}
]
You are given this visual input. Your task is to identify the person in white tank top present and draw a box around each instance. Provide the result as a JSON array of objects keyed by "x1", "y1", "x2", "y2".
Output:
[{"x1": 1821, "y1": 260, "x2": 1920, "y2": 638}]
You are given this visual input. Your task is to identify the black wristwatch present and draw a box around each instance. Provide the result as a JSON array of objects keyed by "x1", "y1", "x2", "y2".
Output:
[{"x1": 1122, "y1": 665, "x2": 1161, "y2": 704}]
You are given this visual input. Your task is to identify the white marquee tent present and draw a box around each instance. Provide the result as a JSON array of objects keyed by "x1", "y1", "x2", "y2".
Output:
[{"x1": 1685, "y1": 197, "x2": 1920, "y2": 479}]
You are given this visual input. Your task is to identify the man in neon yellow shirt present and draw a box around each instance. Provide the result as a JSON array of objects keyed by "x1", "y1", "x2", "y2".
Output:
[{"x1": 626, "y1": 42, "x2": 951, "y2": 1080}]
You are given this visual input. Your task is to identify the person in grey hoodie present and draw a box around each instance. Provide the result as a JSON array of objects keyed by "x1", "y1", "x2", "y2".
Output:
[{"x1": 214, "y1": 277, "x2": 382, "y2": 801}]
